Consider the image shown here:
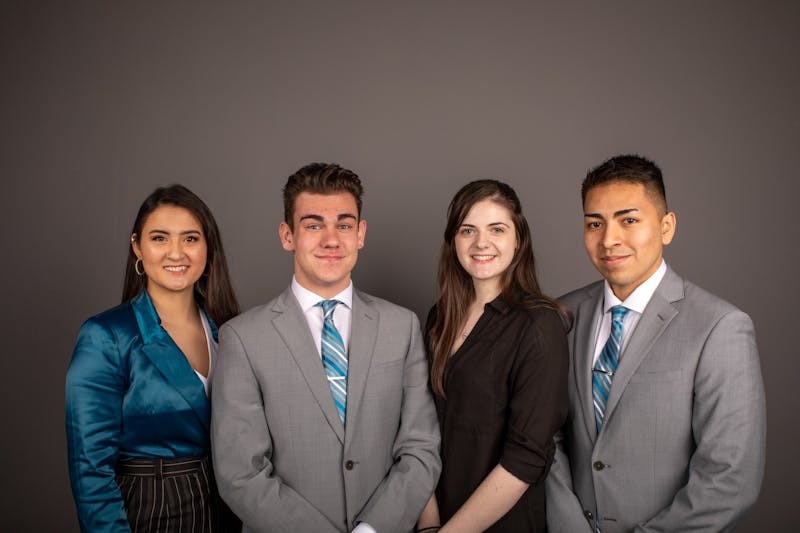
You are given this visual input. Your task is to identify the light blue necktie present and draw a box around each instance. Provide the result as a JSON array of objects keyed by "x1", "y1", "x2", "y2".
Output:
[
  {"x1": 317, "y1": 300, "x2": 348, "y2": 425},
  {"x1": 592, "y1": 305, "x2": 629, "y2": 433}
]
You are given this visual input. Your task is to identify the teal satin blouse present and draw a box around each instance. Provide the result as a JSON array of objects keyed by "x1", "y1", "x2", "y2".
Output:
[{"x1": 65, "y1": 290, "x2": 217, "y2": 532}]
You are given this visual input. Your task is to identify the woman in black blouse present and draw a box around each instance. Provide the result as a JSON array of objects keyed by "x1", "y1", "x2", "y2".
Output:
[{"x1": 418, "y1": 179, "x2": 569, "y2": 532}]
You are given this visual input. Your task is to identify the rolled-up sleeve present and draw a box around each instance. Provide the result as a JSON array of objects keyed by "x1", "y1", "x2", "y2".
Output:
[{"x1": 500, "y1": 309, "x2": 569, "y2": 485}]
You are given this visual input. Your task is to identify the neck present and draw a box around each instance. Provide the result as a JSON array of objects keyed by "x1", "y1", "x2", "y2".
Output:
[
  {"x1": 471, "y1": 278, "x2": 501, "y2": 306},
  {"x1": 147, "y1": 284, "x2": 197, "y2": 324},
  {"x1": 295, "y1": 274, "x2": 351, "y2": 300}
]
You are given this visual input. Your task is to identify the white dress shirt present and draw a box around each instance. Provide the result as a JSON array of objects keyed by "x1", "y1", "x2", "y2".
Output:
[
  {"x1": 592, "y1": 260, "x2": 667, "y2": 365},
  {"x1": 291, "y1": 276, "x2": 354, "y2": 354},
  {"x1": 290, "y1": 278, "x2": 375, "y2": 533},
  {"x1": 194, "y1": 308, "x2": 217, "y2": 396}
]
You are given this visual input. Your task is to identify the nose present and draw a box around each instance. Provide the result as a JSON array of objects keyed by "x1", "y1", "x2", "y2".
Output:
[
  {"x1": 601, "y1": 223, "x2": 621, "y2": 249},
  {"x1": 320, "y1": 226, "x2": 341, "y2": 248},
  {"x1": 475, "y1": 230, "x2": 490, "y2": 249},
  {"x1": 166, "y1": 239, "x2": 184, "y2": 259}
]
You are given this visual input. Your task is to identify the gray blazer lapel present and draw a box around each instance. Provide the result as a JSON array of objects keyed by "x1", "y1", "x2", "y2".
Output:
[
  {"x1": 342, "y1": 290, "x2": 379, "y2": 443},
  {"x1": 271, "y1": 288, "x2": 345, "y2": 443},
  {"x1": 604, "y1": 269, "x2": 684, "y2": 426},
  {"x1": 574, "y1": 286, "x2": 605, "y2": 442}
]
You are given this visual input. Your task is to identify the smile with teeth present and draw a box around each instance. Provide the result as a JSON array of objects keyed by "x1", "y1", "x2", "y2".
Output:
[
  {"x1": 164, "y1": 265, "x2": 189, "y2": 272},
  {"x1": 472, "y1": 255, "x2": 496, "y2": 262}
]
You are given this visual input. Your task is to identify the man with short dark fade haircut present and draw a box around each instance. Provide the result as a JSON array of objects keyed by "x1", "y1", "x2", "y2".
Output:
[
  {"x1": 580, "y1": 155, "x2": 667, "y2": 213},
  {"x1": 546, "y1": 154, "x2": 766, "y2": 532},
  {"x1": 211, "y1": 162, "x2": 441, "y2": 532}
]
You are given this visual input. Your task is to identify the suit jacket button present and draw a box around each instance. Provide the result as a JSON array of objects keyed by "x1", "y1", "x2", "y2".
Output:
[
  {"x1": 593, "y1": 460, "x2": 605, "y2": 471},
  {"x1": 345, "y1": 460, "x2": 355, "y2": 470},
  {"x1": 584, "y1": 510, "x2": 594, "y2": 520}
]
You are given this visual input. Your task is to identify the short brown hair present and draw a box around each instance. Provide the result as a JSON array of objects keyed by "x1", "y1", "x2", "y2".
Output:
[
  {"x1": 282, "y1": 163, "x2": 364, "y2": 228},
  {"x1": 582, "y1": 154, "x2": 667, "y2": 213}
]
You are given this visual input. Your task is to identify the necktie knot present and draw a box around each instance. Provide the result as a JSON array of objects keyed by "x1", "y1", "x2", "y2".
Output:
[
  {"x1": 318, "y1": 299, "x2": 341, "y2": 319},
  {"x1": 611, "y1": 305, "x2": 629, "y2": 325}
]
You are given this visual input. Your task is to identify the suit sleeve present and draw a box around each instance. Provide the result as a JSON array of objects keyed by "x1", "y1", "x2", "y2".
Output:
[
  {"x1": 542, "y1": 304, "x2": 596, "y2": 532},
  {"x1": 211, "y1": 323, "x2": 340, "y2": 533},
  {"x1": 636, "y1": 310, "x2": 766, "y2": 532},
  {"x1": 65, "y1": 318, "x2": 132, "y2": 533},
  {"x1": 354, "y1": 312, "x2": 442, "y2": 532},
  {"x1": 545, "y1": 429, "x2": 595, "y2": 532}
]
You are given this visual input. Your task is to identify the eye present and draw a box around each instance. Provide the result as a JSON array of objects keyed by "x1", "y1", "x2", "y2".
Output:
[
  {"x1": 622, "y1": 217, "x2": 638, "y2": 225},
  {"x1": 490, "y1": 226, "x2": 505, "y2": 234},
  {"x1": 185, "y1": 235, "x2": 199, "y2": 243},
  {"x1": 151, "y1": 235, "x2": 167, "y2": 242},
  {"x1": 338, "y1": 223, "x2": 353, "y2": 231},
  {"x1": 586, "y1": 221, "x2": 602, "y2": 230},
  {"x1": 459, "y1": 227, "x2": 474, "y2": 235},
  {"x1": 305, "y1": 223, "x2": 321, "y2": 231}
]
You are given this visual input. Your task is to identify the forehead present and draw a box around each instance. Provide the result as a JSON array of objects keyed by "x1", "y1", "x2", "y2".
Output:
[
  {"x1": 583, "y1": 181, "x2": 660, "y2": 213},
  {"x1": 293, "y1": 192, "x2": 359, "y2": 219},
  {"x1": 462, "y1": 198, "x2": 514, "y2": 223},
  {"x1": 143, "y1": 204, "x2": 202, "y2": 229}
]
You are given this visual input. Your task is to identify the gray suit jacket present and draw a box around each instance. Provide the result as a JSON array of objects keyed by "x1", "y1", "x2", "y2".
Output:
[
  {"x1": 211, "y1": 287, "x2": 441, "y2": 533},
  {"x1": 546, "y1": 267, "x2": 765, "y2": 532}
]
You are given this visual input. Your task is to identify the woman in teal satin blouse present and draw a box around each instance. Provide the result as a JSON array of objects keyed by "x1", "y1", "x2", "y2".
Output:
[{"x1": 66, "y1": 185, "x2": 241, "y2": 532}]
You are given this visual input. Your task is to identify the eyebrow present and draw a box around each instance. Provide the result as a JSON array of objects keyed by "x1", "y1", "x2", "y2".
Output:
[
  {"x1": 584, "y1": 208, "x2": 639, "y2": 219},
  {"x1": 459, "y1": 222, "x2": 511, "y2": 227},
  {"x1": 147, "y1": 229, "x2": 202, "y2": 235},
  {"x1": 298, "y1": 213, "x2": 358, "y2": 223}
]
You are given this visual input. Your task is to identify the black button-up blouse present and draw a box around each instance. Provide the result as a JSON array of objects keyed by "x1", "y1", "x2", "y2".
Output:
[{"x1": 426, "y1": 296, "x2": 569, "y2": 532}]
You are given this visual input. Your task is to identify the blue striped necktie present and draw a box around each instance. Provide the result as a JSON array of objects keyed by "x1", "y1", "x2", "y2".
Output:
[
  {"x1": 592, "y1": 305, "x2": 629, "y2": 433},
  {"x1": 317, "y1": 300, "x2": 348, "y2": 425}
]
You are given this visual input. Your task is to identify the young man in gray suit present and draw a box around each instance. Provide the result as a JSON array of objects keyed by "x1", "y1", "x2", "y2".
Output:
[
  {"x1": 546, "y1": 155, "x2": 766, "y2": 532},
  {"x1": 211, "y1": 163, "x2": 441, "y2": 532}
]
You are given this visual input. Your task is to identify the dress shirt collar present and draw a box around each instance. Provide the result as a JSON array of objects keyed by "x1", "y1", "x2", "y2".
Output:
[
  {"x1": 603, "y1": 259, "x2": 667, "y2": 314},
  {"x1": 291, "y1": 276, "x2": 353, "y2": 311},
  {"x1": 485, "y1": 294, "x2": 511, "y2": 314}
]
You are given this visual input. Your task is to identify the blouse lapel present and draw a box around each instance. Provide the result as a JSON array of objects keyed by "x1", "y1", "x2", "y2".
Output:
[{"x1": 131, "y1": 291, "x2": 211, "y2": 432}]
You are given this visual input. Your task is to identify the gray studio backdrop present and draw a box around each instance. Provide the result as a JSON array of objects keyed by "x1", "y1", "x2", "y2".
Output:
[{"x1": 1, "y1": 1, "x2": 797, "y2": 530}]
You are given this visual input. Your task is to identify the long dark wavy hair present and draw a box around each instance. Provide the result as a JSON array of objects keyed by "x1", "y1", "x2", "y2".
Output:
[
  {"x1": 426, "y1": 179, "x2": 566, "y2": 397},
  {"x1": 122, "y1": 184, "x2": 240, "y2": 326}
]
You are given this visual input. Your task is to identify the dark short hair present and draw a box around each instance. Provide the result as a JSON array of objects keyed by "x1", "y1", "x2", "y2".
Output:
[
  {"x1": 582, "y1": 154, "x2": 667, "y2": 212},
  {"x1": 282, "y1": 163, "x2": 363, "y2": 228},
  {"x1": 122, "y1": 184, "x2": 239, "y2": 325}
]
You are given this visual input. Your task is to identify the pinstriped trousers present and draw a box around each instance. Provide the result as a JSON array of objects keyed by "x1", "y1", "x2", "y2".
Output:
[{"x1": 115, "y1": 457, "x2": 240, "y2": 533}]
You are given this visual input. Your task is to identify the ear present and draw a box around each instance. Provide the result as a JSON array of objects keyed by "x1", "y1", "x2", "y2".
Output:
[
  {"x1": 357, "y1": 219, "x2": 367, "y2": 249},
  {"x1": 131, "y1": 234, "x2": 142, "y2": 258},
  {"x1": 279, "y1": 221, "x2": 295, "y2": 251},
  {"x1": 661, "y1": 211, "x2": 676, "y2": 245}
]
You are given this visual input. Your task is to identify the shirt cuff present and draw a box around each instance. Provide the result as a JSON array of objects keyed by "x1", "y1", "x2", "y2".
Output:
[{"x1": 352, "y1": 523, "x2": 377, "y2": 533}]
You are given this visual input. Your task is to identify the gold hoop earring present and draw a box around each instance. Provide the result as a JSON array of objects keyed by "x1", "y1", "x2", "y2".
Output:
[{"x1": 135, "y1": 258, "x2": 145, "y2": 276}]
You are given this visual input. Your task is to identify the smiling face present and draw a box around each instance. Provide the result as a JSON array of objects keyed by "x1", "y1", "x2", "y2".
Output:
[
  {"x1": 583, "y1": 181, "x2": 676, "y2": 301},
  {"x1": 132, "y1": 204, "x2": 207, "y2": 299},
  {"x1": 279, "y1": 192, "x2": 366, "y2": 298},
  {"x1": 454, "y1": 198, "x2": 517, "y2": 294}
]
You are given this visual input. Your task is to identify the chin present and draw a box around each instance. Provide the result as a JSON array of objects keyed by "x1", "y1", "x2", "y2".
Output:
[{"x1": 166, "y1": 280, "x2": 195, "y2": 292}]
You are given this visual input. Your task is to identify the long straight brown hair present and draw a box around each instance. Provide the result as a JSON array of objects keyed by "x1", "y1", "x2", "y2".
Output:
[
  {"x1": 426, "y1": 179, "x2": 566, "y2": 397},
  {"x1": 122, "y1": 184, "x2": 240, "y2": 326}
]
